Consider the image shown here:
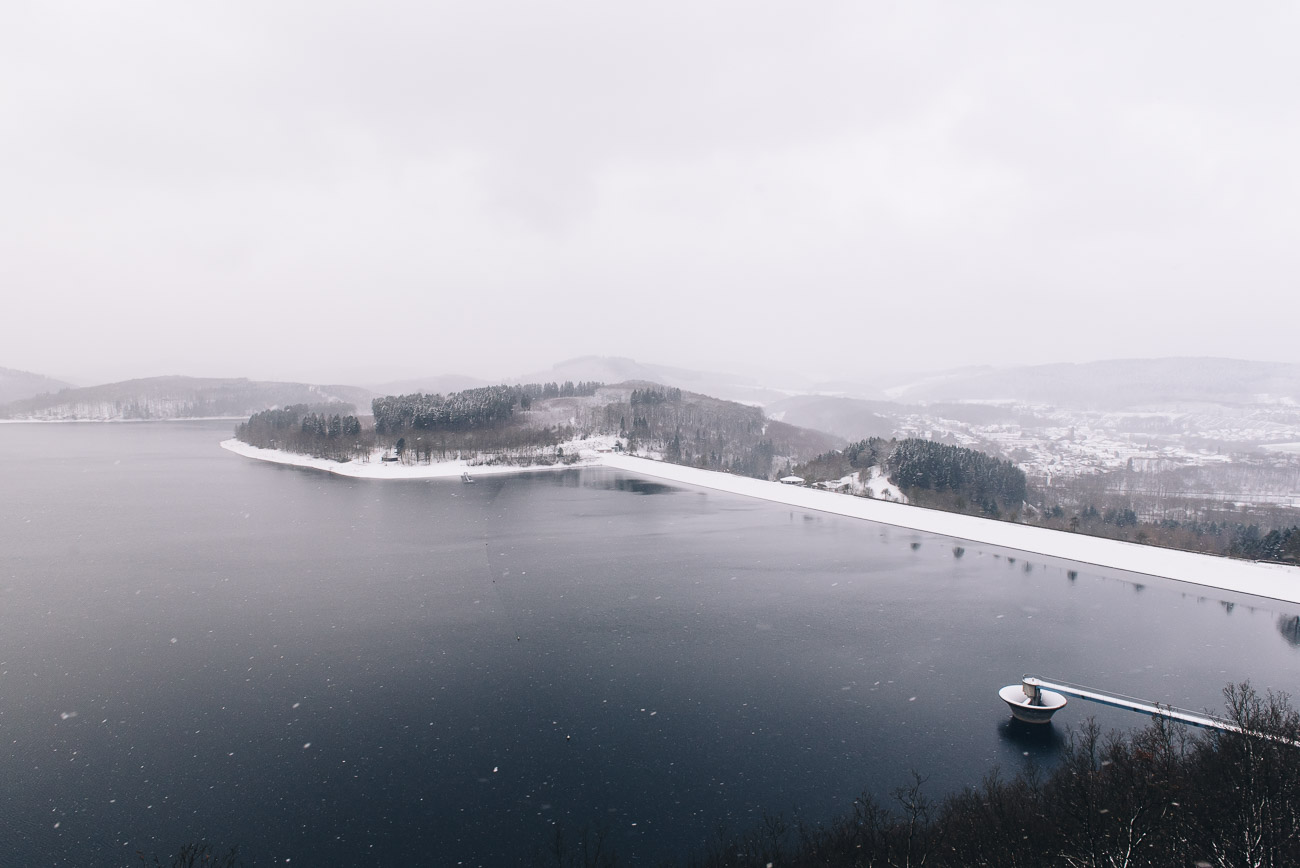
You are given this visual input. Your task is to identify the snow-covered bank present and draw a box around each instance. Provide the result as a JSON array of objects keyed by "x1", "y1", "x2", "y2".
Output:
[
  {"x1": 219, "y1": 438, "x2": 604, "y2": 478},
  {"x1": 222, "y1": 440, "x2": 1300, "y2": 604},
  {"x1": 600, "y1": 455, "x2": 1300, "y2": 606}
]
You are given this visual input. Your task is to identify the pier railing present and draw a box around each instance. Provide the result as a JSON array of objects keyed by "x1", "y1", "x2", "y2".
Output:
[{"x1": 1024, "y1": 675, "x2": 1241, "y2": 734}]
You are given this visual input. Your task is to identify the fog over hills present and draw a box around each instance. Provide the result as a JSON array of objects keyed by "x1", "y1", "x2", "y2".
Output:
[
  {"x1": 0, "y1": 366, "x2": 75, "y2": 405},
  {"x1": 514, "y1": 356, "x2": 790, "y2": 406},
  {"x1": 882, "y1": 358, "x2": 1300, "y2": 409},
  {"x1": 7, "y1": 356, "x2": 1299, "y2": 423},
  {"x1": 0, "y1": 377, "x2": 375, "y2": 421},
  {"x1": 764, "y1": 395, "x2": 900, "y2": 441},
  {"x1": 367, "y1": 374, "x2": 490, "y2": 397}
]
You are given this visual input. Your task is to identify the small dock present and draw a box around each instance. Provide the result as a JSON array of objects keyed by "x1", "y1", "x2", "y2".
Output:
[{"x1": 1022, "y1": 676, "x2": 1239, "y2": 732}]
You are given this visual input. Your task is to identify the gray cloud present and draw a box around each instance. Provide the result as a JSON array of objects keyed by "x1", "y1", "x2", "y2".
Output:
[{"x1": 3, "y1": 1, "x2": 1297, "y2": 385}]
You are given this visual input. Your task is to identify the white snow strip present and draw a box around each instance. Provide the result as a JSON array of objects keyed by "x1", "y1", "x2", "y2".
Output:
[
  {"x1": 220, "y1": 438, "x2": 604, "y2": 478},
  {"x1": 221, "y1": 440, "x2": 1300, "y2": 604},
  {"x1": 598, "y1": 455, "x2": 1300, "y2": 606}
]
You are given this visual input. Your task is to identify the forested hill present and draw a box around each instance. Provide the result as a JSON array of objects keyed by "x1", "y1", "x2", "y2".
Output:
[
  {"x1": 0, "y1": 377, "x2": 372, "y2": 421},
  {"x1": 795, "y1": 438, "x2": 1028, "y2": 517},
  {"x1": 580, "y1": 384, "x2": 841, "y2": 479},
  {"x1": 367, "y1": 381, "x2": 841, "y2": 478},
  {"x1": 370, "y1": 381, "x2": 603, "y2": 434},
  {"x1": 235, "y1": 381, "x2": 841, "y2": 480}
]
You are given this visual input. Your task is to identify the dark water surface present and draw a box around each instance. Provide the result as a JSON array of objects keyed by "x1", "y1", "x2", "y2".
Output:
[{"x1": 1, "y1": 422, "x2": 1297, "y2": 865}]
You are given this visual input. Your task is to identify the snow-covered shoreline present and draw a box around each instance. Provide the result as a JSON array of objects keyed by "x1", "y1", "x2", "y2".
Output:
[
  {"x1": 222, "y1": 440, "x2": 1300, "y2": 605},
  {"x1": 219, "y1": 437, "x2": 605, "y2": 478}
]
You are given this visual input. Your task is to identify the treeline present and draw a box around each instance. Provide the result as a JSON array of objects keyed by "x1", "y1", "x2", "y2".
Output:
[
  {"x1": 235, "y1": 404, "x2": 369, "y2": 462},
  {"x1": 646, "y1": 682, "x2": 1300, "y2": 868},
  {"x1": 586, "y1": 387, "x2": 837, "y2": 481},
  {"x1": 888, "y1": 438, "x2": 1028, "y2": 516},
  {"x1": 1233, "y1": 524, "x2": 1300, "y2": 561},
  {"x1": 1032, "y1": 504, "x2": 1300, "y2": 565},
  {"x1": 298, "y1": 412, "x2": 362, "y2": 439},
  {"x1": 367, "y1": 383, "x2": 602, "y2": 464},
  {"x1": 233, "y1": 382, "x2": 608, "y2": 466},
  {"x1": 630, "y1": 387, "x2": 682, "y2": 405},
  {"x1": 793, "y1": 438, "x2": 1027, "y2": 516},
  {"x1": 394, "y1": 424, "x2": 580, "y2": 466},
  {"x1": 530, "y1": 380, "x2": 603, "y2": 401},
  {"x1": 372, "y1": 382, "x2": 603, "y2": 434},
  {"x1": 373, "y1": 385, "x2": 518, "y2": 434}
]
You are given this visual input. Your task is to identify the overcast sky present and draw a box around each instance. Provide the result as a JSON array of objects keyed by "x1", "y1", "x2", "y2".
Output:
[{"x1": 3, "y1": 2, "x2": 1298, "y2": 386}]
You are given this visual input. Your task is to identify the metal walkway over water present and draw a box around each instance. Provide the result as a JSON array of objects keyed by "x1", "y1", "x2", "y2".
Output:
[{"x1": 1023, "y1": 676, "x2": 1241, "y2": 733}]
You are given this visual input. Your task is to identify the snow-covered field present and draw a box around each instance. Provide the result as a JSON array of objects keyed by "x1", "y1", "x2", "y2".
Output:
[
  {"x1": 813, "y1": 467, "x2": 908, "y2": 502},
  {"x1": 223, "y1": 441, "x2": 1300, "y2": 604}
]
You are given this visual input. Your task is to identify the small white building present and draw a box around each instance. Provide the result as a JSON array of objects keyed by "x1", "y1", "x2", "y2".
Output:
[{"x1": 779, "y1": 475, "x2": 805, "y2": 485}]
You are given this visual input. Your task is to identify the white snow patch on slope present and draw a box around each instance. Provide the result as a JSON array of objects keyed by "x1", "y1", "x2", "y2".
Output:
[
  {"x1": 865, "y1": 466, "x2": 906, "y2": 502},
  {"x1": 814, "y1": 468, "x2": 906, "y2": 502}
]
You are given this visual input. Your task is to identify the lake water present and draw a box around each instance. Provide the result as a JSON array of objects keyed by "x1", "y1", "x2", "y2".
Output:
[{"x1": 2, "y1": 421, "x2": 1297, "y2": 866}]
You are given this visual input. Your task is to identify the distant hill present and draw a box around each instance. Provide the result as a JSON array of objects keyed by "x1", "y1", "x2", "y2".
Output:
[
  {"x1": 884, "y1": 358, "x2": 1300, "y2": 409},
  {"x1": 769, "y1": 394, "x2": 1028, "y2": 441},
  {"x1": 0, "y1": 366, "x2": 74, "y2": 405},
  {"x1": 517, "y1": 356, "x2": 789, "y2": 406},
  {"x1": 767, "y1": 395, "x2": 902, "y2": 441},
  {"x1": 0, "y1": 377, "x2": 375, "y2": 421}
]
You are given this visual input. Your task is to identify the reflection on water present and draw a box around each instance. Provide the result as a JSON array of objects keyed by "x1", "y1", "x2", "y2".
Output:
[
  {"x1": 3, "y1": 423, "x2": 1299, "y2": 867},
  {"x1": 997, "y1": 717, "x2": 1067, "y2": 759},
  {"x1": 1279, "y1": 614, "x2": 1300, "y2": 647},
  {"x1": 589, "y1": 474, "x2": 678, "y2": 495}
]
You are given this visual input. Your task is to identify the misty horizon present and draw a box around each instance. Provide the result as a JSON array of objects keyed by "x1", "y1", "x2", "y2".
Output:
[
  {"x1": 5, "y1": 3, "x2": 1300, "y2": 386},
  {"x1": 11, "y1": 352, "x2": 1300, "y2": 398}
]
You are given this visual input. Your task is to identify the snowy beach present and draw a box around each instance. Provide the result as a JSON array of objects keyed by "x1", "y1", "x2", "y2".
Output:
[{"x1": 222, "y1": 440, "x2": 1300, "y2": 605}]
